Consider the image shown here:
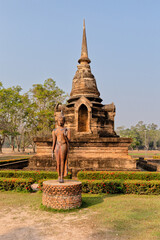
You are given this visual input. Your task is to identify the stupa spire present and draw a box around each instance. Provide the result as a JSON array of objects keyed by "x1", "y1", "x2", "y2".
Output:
[
  {"x1": 78, "y1": 19, "x2": 91, "y2": 64},
  {"x1": 69, "y1": 20, "x2": 100, "y2": 100}
]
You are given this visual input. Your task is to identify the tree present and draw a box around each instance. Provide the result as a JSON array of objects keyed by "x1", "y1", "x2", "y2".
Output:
[
  {"x1": 117, "y1": 121, "x2": 160, "y2": 150},
  {"x1": 28, "y1": 78, "x2": 67, "y2": 137},
  {"x1": 116, "y1": 125, "x2": 141, "y2": 149},
  {"x1": 0, "y1": 79, "x2": 67, "y2": 152},
  {"x1": 0, "y1": 83, "x2": 27, "y2": 151},
  {"x1": 0, "y1": 131, "x2": 5, "y2": 153},
  {"x1": 147, "y1": 123, "x2": 159, "y2": 150}
]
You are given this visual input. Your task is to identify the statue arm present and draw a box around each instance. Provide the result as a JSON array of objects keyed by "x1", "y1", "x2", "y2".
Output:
[
  {"x1": 52, "y1": 130, "x2": 57, "y2": 152},
  {"x1": 63, "y1": 128, "x2": 71, "y2": 145}
]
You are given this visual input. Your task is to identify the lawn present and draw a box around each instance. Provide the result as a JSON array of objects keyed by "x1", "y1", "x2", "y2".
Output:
[
  {"x1": 0, "y1": 155, "x2": 31, "y2": 161},
  {"x1": 129, "y1": 150, "x2": 160, "y2": 159},
  {"x1": 0, "y1": 192, "x2": 160, "y2": 240}
]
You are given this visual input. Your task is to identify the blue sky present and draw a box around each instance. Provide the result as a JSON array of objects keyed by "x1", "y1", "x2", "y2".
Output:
[{"x1": 0, "y1": 0, "x2": 160, "y2": 128}]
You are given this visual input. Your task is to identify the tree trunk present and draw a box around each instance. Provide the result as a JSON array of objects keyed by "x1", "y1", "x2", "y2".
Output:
[
  {"x1": 33, "y1": 145, "x2": 36, "y2": 153},
  {"x1": 11, "y1": 136, "x2": 15, "y2": 152},
  {"x1": 16, "y1": 136, "x2": 21, "y2": 152},
  {"x1": 0, "y1": 143, "x2": 2, "y2": 154},
  {"x1": 154, "y1": 140, "x2": 157, "y2": 150},
  {"x1": 0, "y1": 136, "x2": 5, "y2": 154},
  {"x1": 17, "y1": 144, "x2": 20, "y2": 152},
  {"x1": 31, "y1": 141, "x2": 36, "y2": 153},
  {"x1": 21, "y1": 138, "x2": 25, "y2": 153},
  {"x1": 22, "y1": 146, "x2": 25, "y2": 153}
]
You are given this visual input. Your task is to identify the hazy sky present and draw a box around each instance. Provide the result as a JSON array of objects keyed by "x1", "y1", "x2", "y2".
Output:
[{"x1": 0, "y1": 0, "x2": 160, "y2": 128}]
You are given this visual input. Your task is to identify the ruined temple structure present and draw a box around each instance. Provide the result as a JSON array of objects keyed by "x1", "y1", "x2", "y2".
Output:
[{"x1": 29, "y1": 20, "x2": 136, "y2": 175}]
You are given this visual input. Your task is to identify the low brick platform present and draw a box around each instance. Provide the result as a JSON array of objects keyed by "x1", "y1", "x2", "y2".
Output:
[{"x1": 42, "y1": 180, "x2": 82, "y2": 210}]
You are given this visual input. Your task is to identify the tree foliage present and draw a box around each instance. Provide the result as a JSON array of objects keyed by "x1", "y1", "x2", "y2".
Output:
[
  {"x1": 0, "y1": 79, "x2": 67, "y2": 152},
  {"x1": 28, "y1": 78, "x2": 66, "y2": 136},
  {"x1": 0, "y1": 83, "x2": 26, "y2": 151},
  {"x1": 117, "y1": 121, "x2": 160, "y2": 150}
]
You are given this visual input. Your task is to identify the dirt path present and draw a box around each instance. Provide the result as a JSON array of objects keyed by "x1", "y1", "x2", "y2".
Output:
[{"x1": 0, "y1": 205, "x2": 119, "y2": 240}]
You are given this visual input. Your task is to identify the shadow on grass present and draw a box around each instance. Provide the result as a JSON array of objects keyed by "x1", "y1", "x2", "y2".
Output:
[{"x1": 81, "y1": 194, "x2": 104, "y2": 208}]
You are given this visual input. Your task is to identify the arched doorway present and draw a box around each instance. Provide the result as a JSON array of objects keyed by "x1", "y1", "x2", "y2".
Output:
[{"x1": 78, "y1": 104, "x2": 88, "y2": 132}]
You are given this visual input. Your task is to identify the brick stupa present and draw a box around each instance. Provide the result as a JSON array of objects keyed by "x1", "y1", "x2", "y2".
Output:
[{"x1": 29, "y1": 20, "x2": 136, "y2": 175}]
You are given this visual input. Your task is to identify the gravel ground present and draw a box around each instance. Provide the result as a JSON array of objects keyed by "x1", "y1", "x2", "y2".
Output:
[{"x1": 0, "y1": 205, "x2": 119, "y2": 240}]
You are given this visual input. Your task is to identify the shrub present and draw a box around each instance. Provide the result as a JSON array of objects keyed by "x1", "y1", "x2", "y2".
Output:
[
  {"x1": 38, "y1": 178, "x2": 160, "y2": 195},
  {"x1": 77, "y1": 171, "x2": 160, "y2": 181},
  {"x1": 153, "y1": 156, "x2": 160, "y2": 159},
  {"x1": 81, "y1": 180, "x2": 160, "y2": 195},
  {"x1": 0, "y1": 177, "x2": 34, "y2": 192},
  {"x1": 0, "y1": 170, "x2": 72, "y2": 182}
]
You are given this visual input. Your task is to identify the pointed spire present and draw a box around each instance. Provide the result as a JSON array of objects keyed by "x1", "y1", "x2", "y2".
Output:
[
  {"x1": 81, "y1": 19, "x2": 88, "y2": 58},
  {"x1": 78, "y1": 19, "x2": 91, "y2": 64}
]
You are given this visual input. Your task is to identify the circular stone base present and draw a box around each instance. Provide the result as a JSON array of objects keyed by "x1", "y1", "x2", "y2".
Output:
[{"x1": 42, "y1": 180, "x2": 82, "y2": 210}]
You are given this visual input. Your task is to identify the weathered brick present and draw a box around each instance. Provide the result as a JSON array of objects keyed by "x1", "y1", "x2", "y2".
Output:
[{"x1": 42, "y1": 180, "x2": 82, "y2": 210}]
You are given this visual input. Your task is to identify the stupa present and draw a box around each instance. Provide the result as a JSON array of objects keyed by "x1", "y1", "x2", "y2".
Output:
[{"x1": 29, "y1": 20, "x2": 136, "y2": 175}]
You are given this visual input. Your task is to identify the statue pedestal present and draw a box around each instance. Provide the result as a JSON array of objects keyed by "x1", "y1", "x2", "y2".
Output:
[{"x1": 42, "y1": 180, "x2": 82, "y2": 210}]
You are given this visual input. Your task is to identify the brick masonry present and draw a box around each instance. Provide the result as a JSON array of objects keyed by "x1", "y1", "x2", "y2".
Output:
[{"x1": 42, "y1": 180, "x2": 82, "y2": 209}]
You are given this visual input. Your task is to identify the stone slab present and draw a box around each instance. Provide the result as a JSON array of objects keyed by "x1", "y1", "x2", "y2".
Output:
[{"x1": 43, "y1": 180, "x2": 81, "y2": 186}]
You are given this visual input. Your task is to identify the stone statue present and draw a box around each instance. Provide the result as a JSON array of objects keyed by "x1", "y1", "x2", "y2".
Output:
[{"x1": 52, "y1": 112, "x2": 70, "y2": 183}]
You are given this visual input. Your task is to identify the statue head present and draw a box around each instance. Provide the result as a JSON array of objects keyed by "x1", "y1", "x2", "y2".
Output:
[{"x1": 57, "y1": 111, "x2": 65, "y2": 127}]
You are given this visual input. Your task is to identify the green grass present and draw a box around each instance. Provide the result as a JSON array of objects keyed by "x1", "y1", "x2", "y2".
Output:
[
  {"x1": 0, "y1": 155, "x2": 31, "y2": 161},
  {"x1": 129, "y1": 151, "x2": 160, "y2": 157},
  {"x1": 0, "y1": 192, "x2": 160, "y2": 239},
  {"x1": 129, "y1": 152, "x2": 154, "y2": 156},
  {"x1": 94, "y1": 194, "x2": 160, "y2": 239}
]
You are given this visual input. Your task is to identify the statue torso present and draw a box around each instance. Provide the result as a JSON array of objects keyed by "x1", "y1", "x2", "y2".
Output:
[{"x1": 54, "y1": 127, "x2": 67, "y2": 145}]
